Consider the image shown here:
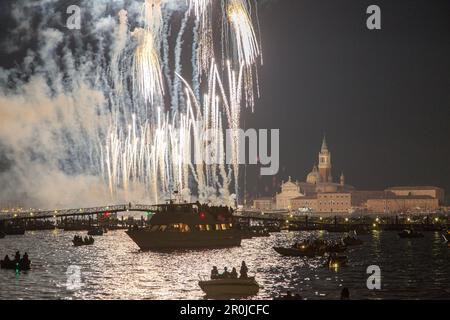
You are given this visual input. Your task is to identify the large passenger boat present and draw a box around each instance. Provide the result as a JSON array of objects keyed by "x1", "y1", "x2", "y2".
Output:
[{"x1": 126, "y1": 202, "x2": 241, "y2": 250}]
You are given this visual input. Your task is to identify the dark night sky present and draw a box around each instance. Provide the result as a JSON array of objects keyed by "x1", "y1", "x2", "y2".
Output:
[
  {"x1": 246, "y1": 0, "x2": 450, "y2": 196},
  {"x1": 0, "y1": 0, "x2": 449, "y2": 199}
]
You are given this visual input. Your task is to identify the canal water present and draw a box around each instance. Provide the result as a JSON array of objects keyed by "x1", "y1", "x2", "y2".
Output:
[{"x1": 0, "y1": 229, "x2": 448, "y2": 300}]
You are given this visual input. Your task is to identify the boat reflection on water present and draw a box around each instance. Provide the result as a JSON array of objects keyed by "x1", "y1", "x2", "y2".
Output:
[{"x1": 126, "y1": 202, "x2": 241, "y2": 250}]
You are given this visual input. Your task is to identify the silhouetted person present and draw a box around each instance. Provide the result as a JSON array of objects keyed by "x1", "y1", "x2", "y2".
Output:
[
  {"x1": 294, "y1": 293, "x2": 302, "y2": 300},
  {"x1": 230, "y1": 267, "x2": 238, "y2": 279},
  {"x1": 3, "y1": 255, "x2": 10, "y2": 263},
  {"x1": 285, "y1": 291, "x2": 293, "y2": 300},
  {"x1": 23, "y1": 252, "x2": 29, "y2": 263},
  {"x1": 211, "y1": 266, "x2": 219, "y2": 279},
  {"x1": 341, "y1": 287, "x2": 350, "y2": 300},
  {"x1": 240, "y1": 261, "x2": 248, "y2": 279},
  {"x1": 14, "y1": 251, "x2": 20, "y2": 262},
  {"x1": 222, "y1": 267, "x2": 230, "y2": 279}
]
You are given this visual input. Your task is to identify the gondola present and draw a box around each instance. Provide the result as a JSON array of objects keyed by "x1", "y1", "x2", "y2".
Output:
[{"x1": 327, "y1": 254, "x2": 348, "y2": 268}]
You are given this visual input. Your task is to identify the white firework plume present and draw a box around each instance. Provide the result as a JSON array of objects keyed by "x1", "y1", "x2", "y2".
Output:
[
  {"x1": 189, "y1": 0, "x2": 214, "y2": 79},
  {"x1": 225, "y1": 0, "x2": 262, "y2": 111},
  {"x1": 227, "y1": 0, "x2": 260, "y2": 66},
  {"x1": 132, "y1": 28, "x2": 165, "y2": 105}
]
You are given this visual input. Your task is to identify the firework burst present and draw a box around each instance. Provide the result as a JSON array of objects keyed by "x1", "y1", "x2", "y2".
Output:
[{"x1": 132, "y1": 28, "x2": 165, "y2": 104}]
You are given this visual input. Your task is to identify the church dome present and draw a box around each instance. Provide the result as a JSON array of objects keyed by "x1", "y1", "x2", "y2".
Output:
[{"x1": 306, "y1": 165, "x2": 320, "y2": 184}]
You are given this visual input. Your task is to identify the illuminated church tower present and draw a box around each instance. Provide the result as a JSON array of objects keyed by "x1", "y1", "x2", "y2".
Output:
[{"x1": 318, "y1": 135, "x2": 332, "y2": 183}]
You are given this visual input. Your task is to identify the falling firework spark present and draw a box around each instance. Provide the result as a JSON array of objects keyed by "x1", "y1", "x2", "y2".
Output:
[
  {"x1": 226, "y1": 0, "x2": 262, "y2": 111},
  {"x1": 132, "y1": 28, "x2": 165, "y2": 105},
  {"x1": 227, "y1": 0, "x2": 260, "y2": 66}
]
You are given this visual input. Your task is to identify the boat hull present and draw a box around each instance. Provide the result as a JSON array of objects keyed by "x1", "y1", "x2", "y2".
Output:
[
  {"x1": 199, "y1": 279, "x2": 259, "y2": 297},
  {"x1": 273, "y1": 246, "x2": 318, "y2": 257},
  {"x1": 126, "y1": 229, "x2": 241, "y2": 250},
  {"x1": 4, "y1": 228, "x2": 25, "y2": 235}
]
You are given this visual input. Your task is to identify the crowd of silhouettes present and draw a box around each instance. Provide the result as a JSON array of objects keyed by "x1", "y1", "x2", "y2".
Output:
[
  {"x1": 1, "y1": 251, "x2": 31, "y2": 270},
  {"x1": 196, "y1": 202, "x2": 234, "y2": 221},
  {"x1": 73, "y1": 235, "x2": 94, "y2": 244},
  {"x1": 211, "y1": 261, "x2": 249, "y2": 280}
]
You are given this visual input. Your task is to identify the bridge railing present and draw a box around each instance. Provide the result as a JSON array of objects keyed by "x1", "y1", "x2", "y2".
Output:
[{"x1": 0, "y1": 204, "x2": 138, "y2": 221}]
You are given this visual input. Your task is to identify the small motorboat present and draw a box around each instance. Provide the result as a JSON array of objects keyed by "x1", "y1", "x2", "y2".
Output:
[
  {"x1": 325, "y1": 242, "x2": 347, "y2": 253},
  {"x1": 326, "y1": 254, "x2": 348, "y2": 269},
  {"x1": 0, "y1": 259, "x2": 31, "y2": 271},
  {"x1": 398, "y1": 229, "x2": 424, "y2": 239},
  {"x1": 73, "y1": 236, "x2": 95, "y2": 246},
  {"x1": 87, "y1": 228, "x2": 104, "y2": 236},
  {"x1": 342, "y1": 237, "x2": 363, "y2": 246},
  {"x1": 273, "y1": 245, "x2": 324, "y2": 257},
  {"x1": 4, "y1": 226, "x2": 25, "y2": 235},
  {"x1": 199, "y1": 277, "x2": 259, "y2": 298},
  {"x1": 342, "y1": 232, "x2": 364, "y2": 246}
]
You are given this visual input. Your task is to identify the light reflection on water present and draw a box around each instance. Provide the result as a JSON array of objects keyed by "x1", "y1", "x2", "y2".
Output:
[{"x1": 0, "y1": 230, "x2": 449, "y2": 300}]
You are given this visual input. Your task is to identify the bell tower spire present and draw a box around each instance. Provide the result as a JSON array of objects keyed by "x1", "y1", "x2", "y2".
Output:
[
  {"x1": 321, "y1": 134, "x2": 328, "y2": 152},
  {"x1": 318, "y1": 134, "x2": 332, "y2": 182}
]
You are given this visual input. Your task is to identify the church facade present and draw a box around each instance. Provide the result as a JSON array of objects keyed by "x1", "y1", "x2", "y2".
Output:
[{"x1": 273, "y1": 136, "x2": 354, "y2": 210}]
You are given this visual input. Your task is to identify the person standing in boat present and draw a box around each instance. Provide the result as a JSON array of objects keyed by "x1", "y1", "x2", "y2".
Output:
[
  {"x1": 211, "y1": 266, "x2": 219, "y2": 279},
  {"x1": 240, "y1": 261, "x2": 248, "y2": 279},
  {"x1": 230, "y1": 267, "x2": 238, "y2": 279},
  {"x1": 14, "y1": 251, "x2": 21, "y2": 263},
  {"x1": 3, "y1": 255, "x2": 11, "y2": 267},
  {"x1": 222, "y1": 267, "x2": 230, "y2": 278}
]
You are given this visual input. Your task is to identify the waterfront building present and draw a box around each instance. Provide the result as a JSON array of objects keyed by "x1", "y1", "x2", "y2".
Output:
[
  {"x1": 365, "y1": 195, "x2": 439, "y2": 213},
  {"x1": 252, "y1": 136, "x2": 445, "y2": 214},
  {"x1": 253, "y1": 197, "x2": 275, "y2": 210},
  {"x1": 385, "y1": 186, "x2": 445, "y2": 205},
  {"x1": 272, "y1": 136, "x2": 354, "y2": 210},
  {"x1": 274, "y1": 177, "x2": 303, "y2": 209}
]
